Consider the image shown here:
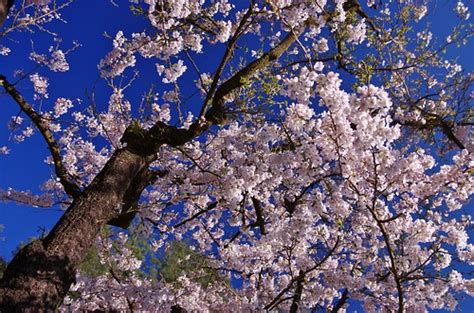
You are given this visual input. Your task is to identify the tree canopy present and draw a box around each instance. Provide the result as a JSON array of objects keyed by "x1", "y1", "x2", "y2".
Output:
[{"x1": 0, "y1": 0, "x2": 473, "y2": 311}]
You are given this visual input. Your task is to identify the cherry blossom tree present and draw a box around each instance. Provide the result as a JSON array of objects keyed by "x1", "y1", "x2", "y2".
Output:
[{"x1": 0, "y1": 0, "x2": 473, "y2": 311}]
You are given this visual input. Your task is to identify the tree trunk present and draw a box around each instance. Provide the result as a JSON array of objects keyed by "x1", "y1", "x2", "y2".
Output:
[{"x1": 0, "y1": 148, "x2": 148, "y2": 311}]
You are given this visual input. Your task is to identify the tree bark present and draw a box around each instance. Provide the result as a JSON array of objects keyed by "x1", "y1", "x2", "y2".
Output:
[{"x1": 0, "y1": 148, "x2": 148, "y2": 311}]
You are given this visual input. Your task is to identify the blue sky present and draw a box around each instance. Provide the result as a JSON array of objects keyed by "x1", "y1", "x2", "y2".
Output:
[
  {"x1": 0, "y1": 0, "x2": 149, "y2": 258},
  {"x1": 0, "y1": 0, "x2": 473, "y2": 311}
]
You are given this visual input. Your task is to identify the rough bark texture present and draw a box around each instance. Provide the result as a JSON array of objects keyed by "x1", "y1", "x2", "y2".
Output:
[
  {"x1": 0, "y1": 148, "x2": 148, "y2": 311},
  {"x1": 0, "y1": 0, "x2": 13, "y2": 26}
]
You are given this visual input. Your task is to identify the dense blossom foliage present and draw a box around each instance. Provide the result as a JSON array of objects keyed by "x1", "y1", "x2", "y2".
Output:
[{"x1": 0, "y1": 0, "x2": 473, "y2": 311}]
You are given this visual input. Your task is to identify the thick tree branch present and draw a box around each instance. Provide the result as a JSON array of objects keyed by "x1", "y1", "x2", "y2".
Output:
[
  {"x1": 289, "y1": 272, "x2": 304, "y2": 313},
  {"x1": 122, "y1": 27, "x2": 304, "y2": 157},
  {"x1": 251, "y1": 197, "x2": 266, "y2": 235},
  {"x1": 184, "y1": 16, "x2": 218, "y2": 36},
  {"x1": 392, "y1": 93, "x2": 468, "y2": 150},
  {"x1": 398, "y1": 119, "x2": 466, "y2": 150},
  {"x1": 211, "y1": 28, "x2": 303, "y2": 109},
  {"x1": 107, "y1": 168, "x2": 168, "y2": 229},
  {"x1": 0, "y1": 75, "x2": 81, "y2": 198}
]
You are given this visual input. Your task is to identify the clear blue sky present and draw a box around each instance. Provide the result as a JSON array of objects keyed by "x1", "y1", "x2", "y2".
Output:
[{"x1": 0, "y1": 1, "x2": 473, "y2": 311}]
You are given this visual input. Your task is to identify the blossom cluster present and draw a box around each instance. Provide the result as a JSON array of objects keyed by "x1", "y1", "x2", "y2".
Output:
[{"x1": 64, "y1": 71, "x2": 473, "y2": 311}]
